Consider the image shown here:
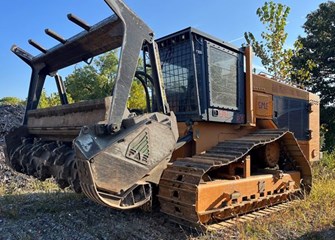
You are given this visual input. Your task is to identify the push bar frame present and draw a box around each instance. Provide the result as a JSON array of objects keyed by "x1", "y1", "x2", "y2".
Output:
[{"x1": 12, "y1": 0, "x2": 169, "y2": 130}]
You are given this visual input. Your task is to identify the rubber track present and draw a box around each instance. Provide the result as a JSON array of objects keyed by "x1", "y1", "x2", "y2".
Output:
[{"x1": 158, "y1": 129, "x2": 309, "y2": 229}]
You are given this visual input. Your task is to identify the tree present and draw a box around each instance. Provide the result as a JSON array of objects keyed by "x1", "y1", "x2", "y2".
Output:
[
  {"x1": 320, "y1": 107, "x2": 335, "y2": 151},
  {"x1": 244, "y1": 1, "x2": 299, "y2": 81},
  {"x1": 0, "y1": 97, "x2": 25, "y2": 105},
  {"x1": 292, "y1": 1, "x2": 335, "y2": 106},
  {"x1": 38, "y1": 89, "x2": 74, "y2": 108},
  {"x1": 65, "y1": 50, "x2": 146, "y2": 110},
  {"x1": 65, "y1": 51, "x2": 118, "y2": 102},
  {"x1": 127, "y1": 80, "x2": 146, "y2": 110},
  {"x1": 292, "y1": 2, "x2": 335, "y2": 151}
]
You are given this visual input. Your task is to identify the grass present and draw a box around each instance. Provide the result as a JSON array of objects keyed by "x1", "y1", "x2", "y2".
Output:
[
  {"x1": 200, "y1": 152, "x2": 335, "y2": 240},
  {"x1": 0, "y1": 175, "x2": 70, "y2": 220},
  {"x1": 1, "y1": 153, "x2": 335, "y2": 239},
  {"x1": 26, "y1": 179, "x2": 60, "y2": 192},
  {"x1": 0, "y1": 192, "x2": 85, "y2": 219},
  {"x1": 0, "y1": 178, "x2": 59, "y2": 195},
  {"x1": 0, "y1": 177, "x2": 85, "y2": 223}
]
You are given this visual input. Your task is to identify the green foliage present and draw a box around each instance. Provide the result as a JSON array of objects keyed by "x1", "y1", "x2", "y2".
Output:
[
  {"x1": 244, "y1": 1, "x2": 313, "y2": 82},
  {"x1": 292, "y1": 2, "x2": 335, "y2": 106},
  {"x1": 127, "y1": 80, "x2": 146, "y2": 110},
  {"x1": 38, "y1": 90, "x2": 60, "y2": 108},
  {"x1": 321, "y1": 150, "x2": 335, "y2": 172},
  {"x1": 38, "y1": 89, "x2": 73, "y2": 108},
  {"x1": 245, "y1": 1, "x2": 290, "y2": 79},
  {"x1": 64, "y1": 50, "x2": 146, "y2": 110},
  {"x1": 65, "y1": 51, "x2": 118, "y2": 102},
  {"x1": 319, "y1": 107, "x2": 335, "y2": 151},
  {"x1": 292, "y1": 2, "x2": 335, "y2": 150},
  {"x1": 0, "y1": 97, "x2": 24, "y2": 105}
]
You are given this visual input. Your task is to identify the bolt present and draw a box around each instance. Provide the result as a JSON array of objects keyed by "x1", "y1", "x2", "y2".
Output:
[{"x1": 82, "y1": 126, "x2": 89, "y2": 134}]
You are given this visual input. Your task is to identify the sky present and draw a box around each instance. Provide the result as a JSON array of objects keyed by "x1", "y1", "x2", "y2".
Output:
[{"x1": 0, "y1": 0, "x2": 325, "y2": 100}]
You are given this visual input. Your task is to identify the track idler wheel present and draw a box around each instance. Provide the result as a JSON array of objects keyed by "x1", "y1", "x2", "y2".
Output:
[{"x1": 253, "y1": 141, "x2": 280, "y2": 168}]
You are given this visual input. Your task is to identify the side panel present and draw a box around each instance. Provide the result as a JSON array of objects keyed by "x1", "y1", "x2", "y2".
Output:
[
  {"x1": 253, "y1": 74, "x2": 320, "y2": 162},
  {"x1": 174, "y1": 121, "x2": 253, "y2": 157},
  {"x1": 273, "y1": 96, "x2": 309, "y2": 140},
  {"x1": 299, "y1": 93, "x2": 320, "y2": 161}
]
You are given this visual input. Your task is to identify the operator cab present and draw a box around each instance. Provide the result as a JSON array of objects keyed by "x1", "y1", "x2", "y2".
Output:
[{"x1": 156, "y1": 28, "x2": 246, "y2": 124}]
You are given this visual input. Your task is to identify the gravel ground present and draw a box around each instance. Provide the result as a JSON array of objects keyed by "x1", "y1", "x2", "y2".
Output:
[
  {"x1": 0, "y1": 141, "x2": 191, "y2": 240},
  {"x1": 0, "y1": 105, "x2": 34, "y2": 191},
  {"x1": 0, "y1": 105, "x2": 195, "y2": 240},
  {"x1": 0, "y1": 190, "x2": 190, "y2": 240},
  {"x1": 0, "y1": 105, "x2": 24, "y2": 145},
  {"x1": 0, "y1": 143, "x2": 193, "y2": 240}
]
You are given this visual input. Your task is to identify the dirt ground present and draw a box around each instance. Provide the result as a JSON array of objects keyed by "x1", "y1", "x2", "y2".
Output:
[
  {"x1": 0, "y1": 105, "x2": 194, "y2": 240},
  {"x1": 0, "y1": 144, "x2": 199, "y2": 240}
]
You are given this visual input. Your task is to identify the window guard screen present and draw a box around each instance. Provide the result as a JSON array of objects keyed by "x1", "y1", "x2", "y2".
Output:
[
  {"x1": 208, "y1": 43, "x2": 238, "y2": 110},
  {"x1": 160, "y1": 39, "x2": 197, "y2": 114}
]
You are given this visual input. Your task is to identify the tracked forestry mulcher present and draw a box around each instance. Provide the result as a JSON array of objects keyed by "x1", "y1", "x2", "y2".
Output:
[{"x1": 5, "y1": 0, "x2": 320, "y2": 229}]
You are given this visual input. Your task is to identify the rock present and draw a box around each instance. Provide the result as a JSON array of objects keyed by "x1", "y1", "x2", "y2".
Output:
[
  {"x1": 0, "y1": 104, "x2": 31, "y2": 187},
  {"x1": 0, "y1": 104, "x2": 25, "y2": 145}
]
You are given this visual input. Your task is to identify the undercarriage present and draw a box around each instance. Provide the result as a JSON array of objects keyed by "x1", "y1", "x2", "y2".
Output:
[{"x1": 158, "y1": 129, "x2": 311, "y2": 229}]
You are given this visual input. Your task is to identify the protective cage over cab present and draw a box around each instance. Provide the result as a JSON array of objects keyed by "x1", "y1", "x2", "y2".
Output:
[{"x1": 157, "y1": 28, "x2": 246, "y2": 124}]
